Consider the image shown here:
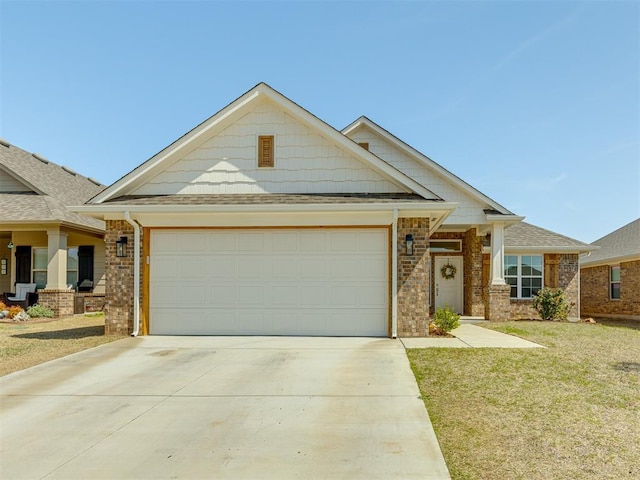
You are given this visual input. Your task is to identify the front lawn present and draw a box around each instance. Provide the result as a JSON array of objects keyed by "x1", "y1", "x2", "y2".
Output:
[
  {"x1": 408, "y1": 321, "x2": 640, "y2": 480},
  {"x1": 0, "y1": 314, "x2": 125, "y2": 376}
]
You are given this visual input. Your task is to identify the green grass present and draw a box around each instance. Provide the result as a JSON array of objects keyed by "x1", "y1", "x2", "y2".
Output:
[{"x1": 407, "y1": 321, "x2": 640, "y2": 480}]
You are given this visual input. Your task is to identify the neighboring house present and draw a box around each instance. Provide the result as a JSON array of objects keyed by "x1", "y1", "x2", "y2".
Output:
[
  {"x1": 75, "y1": 83, "x2": 595, "y2": 337},
  {"x1": 0, "y1": 139, "x2": 106, "y2": 316},
  {"x1": 580, "y1": 219, "x2": 640, "y2": 320}
]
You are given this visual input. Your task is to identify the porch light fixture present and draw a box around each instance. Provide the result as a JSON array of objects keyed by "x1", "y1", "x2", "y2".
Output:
[
  {"x1": 405, "y1": 234, "x2": 414, "y2": 256},
  {"x1": 115, "y1": 236, "x2": 128, "y2": 257},
  {"x1": 7, "y1": 241, "x2": 13, "y2": 249}
]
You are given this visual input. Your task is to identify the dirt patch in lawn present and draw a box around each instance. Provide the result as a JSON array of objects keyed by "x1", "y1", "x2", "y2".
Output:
[
  {"x1": 408, "y1": 321, "x2": 640, "y2": 480},
  {"x1": 0, "y1": 315, "x2": 125, "y2": 376}
]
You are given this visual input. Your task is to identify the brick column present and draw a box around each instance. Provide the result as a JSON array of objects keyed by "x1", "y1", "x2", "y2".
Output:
[
  {"x1": 484, "y1": 284, "x2": 511, "y2": 322},
  {"x1": 397, "y1": 218, "x2": 430, "y2": 337},
  {"x1": 37, "y1": 289, "x2": 75, "y2": 317},
  {"x1": 105, "y1": 220, "x2": 135, "y2": 335},
  {"x1": 464, "y1": 228, "x2": 484, "y2": 316}
]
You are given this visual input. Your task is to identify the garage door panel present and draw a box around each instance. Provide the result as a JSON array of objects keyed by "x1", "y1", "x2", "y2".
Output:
[{"x1": 150, "y1": 229, "x2": 388, "y2": 336}]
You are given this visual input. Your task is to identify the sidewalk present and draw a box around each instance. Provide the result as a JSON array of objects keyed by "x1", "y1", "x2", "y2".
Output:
[{"x1": 401, "y1": 323, "x2": 545, "y2": 349}]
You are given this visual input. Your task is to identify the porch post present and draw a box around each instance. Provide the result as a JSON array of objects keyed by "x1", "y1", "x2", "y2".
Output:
[
  {"x1": 485, "y1": 221, "x2": 511, "y2": 321},
  {"x1": 46, "y1": 229, "x2": 68, "y2": 290},
  {"x1": 489, "y1": 222, "x2": 506, "y2": 285}
]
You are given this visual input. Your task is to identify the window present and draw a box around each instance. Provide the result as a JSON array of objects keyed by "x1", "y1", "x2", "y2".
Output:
[
  {"x1": 504, "y1": 255, "x2": 543, "y2": 299},
  {"x1": 258, "y1": 135, "x2": 274, "y2": 168},
  {"x1": 67, "y1": 247, "x2": 79, "y2": 289},
  {"x1": 33, "y1": 248, "x2": 48, "y2": 289},
  {"x1": 610, "y1": 266, "x2": 621, "y2": 299},
  {"x1": 429, "y1": 240, "x2": 462, "y2": 253}
]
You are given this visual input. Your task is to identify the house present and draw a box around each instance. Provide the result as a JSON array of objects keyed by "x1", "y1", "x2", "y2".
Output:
[
  {"x1": 75, "y1": 83, "x2": 595, "y2": 337},
  {"x1": 580, "y1": 219, "x2": 640, "y2": 320},
  {"x1": 0, "y1": 139, "x2": 106, "y2": 316}
]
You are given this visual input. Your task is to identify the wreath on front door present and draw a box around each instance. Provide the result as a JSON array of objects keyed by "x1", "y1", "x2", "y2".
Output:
[{"x1": 440, "y1": 262, "x2": 457, "y2": 280}]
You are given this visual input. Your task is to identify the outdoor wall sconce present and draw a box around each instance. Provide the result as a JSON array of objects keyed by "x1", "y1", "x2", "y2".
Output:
[
  {"x1": 405, "y1": 234, "x2": 414, "y2": 256},
  {"x1": 115, "y1": 236, "x2": 128, "y2": 257},
  {"x1": 7, "y1": 241, "x2": 13, "y2": 249}
]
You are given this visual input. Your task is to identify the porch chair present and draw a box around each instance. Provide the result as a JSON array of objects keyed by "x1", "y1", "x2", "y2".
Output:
[{"x1": 2, "y1": 283, "x2": 39, "y2": 309}]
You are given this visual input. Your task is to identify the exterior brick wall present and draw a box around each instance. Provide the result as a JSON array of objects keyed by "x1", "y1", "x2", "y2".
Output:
[
  {"x1": 397, "y1": 218, "x2": 430, "y2": 337},
  {"x1": 76, "y1": 293, "x2": 106, "y2": 313},
  {"x1": 104, "y1": 220, "x2": 138, "y2": 335},
  {"x1": 506, "y1": 253, "x2": 580, "y2": 320},
  {"x1": 581, "y1": 260, "x2": 640, "y2": 317},
  {"x1": 37, "y1": 289, "x2": 75, "y2": 317},
  {"x1": 464, "y1": 229, "x2": 484, "y2": 316}
]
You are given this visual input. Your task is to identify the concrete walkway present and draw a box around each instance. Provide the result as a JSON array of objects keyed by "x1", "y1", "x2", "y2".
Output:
[{"x1": 401, "y1": 323, "x2": 545, "y2": 349}]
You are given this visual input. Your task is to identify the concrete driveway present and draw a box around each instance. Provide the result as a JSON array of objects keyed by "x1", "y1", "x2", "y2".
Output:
[{"x1": 0, "y1": 336, "x2": 450, "y2": 479}]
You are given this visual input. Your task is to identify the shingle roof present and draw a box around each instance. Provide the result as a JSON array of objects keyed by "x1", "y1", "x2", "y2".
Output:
[
  {"x1": 504, "y1": 222, "x2": 594, "y2": 251},
  {"x1": 105, "y1": 193, "x2": 434, "y2": 206},
  {"x1": 581, "y1": 218, "x2": 640, "y2": 266},
  {"x1": 0, "y1": 140, "x2": 105, "y2": 231}
]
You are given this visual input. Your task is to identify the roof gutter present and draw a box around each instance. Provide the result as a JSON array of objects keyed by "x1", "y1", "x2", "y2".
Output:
[{"x1": 124, "y1": 211, "x2": 141, "y2": 337}]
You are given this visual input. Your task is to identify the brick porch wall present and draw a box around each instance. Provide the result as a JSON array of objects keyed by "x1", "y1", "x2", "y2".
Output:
[
  {"x1": 37, "y1": 289, "x2": 75, "y2": 317},
  {"x1": 397, "y1": 218, "x2": 430, "y2": 337},
  {"x1": 581, "y1": 260, "x2": 640, "y2": 317},
  {"x1": 104, "y1": 220, "x2": 140, "y2": 335}
]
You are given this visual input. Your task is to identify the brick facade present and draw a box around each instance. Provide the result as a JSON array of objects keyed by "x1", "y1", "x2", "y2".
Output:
[
  {"x1": 581, "y1": 260, "x2": 640, "y2": 318},
  {"x1": 104, "y1": 220, "x2": 140, "y2": 335},
  {"x1": 397, "y1": 218, "x2": 430, "y2": 337},
  {"x1": 76, "y1": 293, "x2": 106, "y2": 313},
  {"x1": 484, "y1": 284, "x2": 511, "y2": 321},
  {"x1": 503, "y1": 253, "x2": 580, "y2": 320},
  {"x1": 37, "y1": 289, "x2": 75, "y2": 317}
]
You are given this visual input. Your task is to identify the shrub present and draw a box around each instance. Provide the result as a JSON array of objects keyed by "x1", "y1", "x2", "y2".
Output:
[
  {"x1": 433, "y1": 305, "x2": 460, "y2": 334},
  {"x1": 532, "y1": 288, "x2": 570, "y2": 321},
  {"x1": 7, "y1": 306, "x2": 24, "y2": 319},
  {"x1": 27, "y1": 304, "x2": 55, "y2": 318},
  {"x1": 0, "y1": 301, "x2": 6, "y2": 311},
  {"x1": 13, "y1": 310, "x2": 31, "y2": 322}
]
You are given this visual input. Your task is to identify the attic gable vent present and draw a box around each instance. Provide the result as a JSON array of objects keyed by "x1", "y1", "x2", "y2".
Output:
[
  {"x1": 258, "y1": 135, "x2": 274, "y2": 168},
  {"x1": 32, "y1": 153, "x2": 49, "y2": 164},
  {"x1": 0, "y1": 138, "x2": 9, "y2": 148},
  {"x1": 358, "y1": 142, "x2": 369, "y2": 151},
  {"x1": 62, "y1": 165, "x2": 77, "y2": 176}
]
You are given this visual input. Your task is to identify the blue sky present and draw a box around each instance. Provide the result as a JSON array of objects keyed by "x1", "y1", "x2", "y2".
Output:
[{"x1": 1, "y1": 0, "x2": 638, "y2": 242}]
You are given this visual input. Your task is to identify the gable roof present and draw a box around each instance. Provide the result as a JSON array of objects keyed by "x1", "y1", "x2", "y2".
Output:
[
  {"x1": 504, "y1": 222, "x2": 596, "y2": 253},
  {"x1": 581, "y1": 218, "x2": 640, "y2": 266},
  {"x1": 342, "y1": 116, "x2": 514, "y2": 216},
  {"x1": 0, "y1": 140, "x2": 105, "y2": 232},
  {"x1": 90, "y1": 83, "x2": 441, "y2": 204}
]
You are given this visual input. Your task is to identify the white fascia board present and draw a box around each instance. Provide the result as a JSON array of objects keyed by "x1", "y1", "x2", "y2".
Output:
[
  {"x1": 581, "y1": 253, "x2": 640, "y2": 268},
  {"x1": 261, "y1": 89, "x2": 441, "y2": 200},
  {"x1": 485, "y1": 214, "x2": 525, "y2": 227},
  {"x1": 72, "y1": 201, "x2": 457, "y2": 216},
  {"x1": 90, "y1": 89, "x2": 262, "y2": 204},
  {"x1": 343, "y1": 117, "x2": 514, "y2": 214}
]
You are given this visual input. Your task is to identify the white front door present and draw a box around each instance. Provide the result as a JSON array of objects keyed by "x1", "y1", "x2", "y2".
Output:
[{"x1": 434, "y1": 256, "x2": 463, "y2": 314}]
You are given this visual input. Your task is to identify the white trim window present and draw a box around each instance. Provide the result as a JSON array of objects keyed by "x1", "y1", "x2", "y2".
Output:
[
  {"x1": 505, "y1": 255, "x2": 543, "y2": 299},
  {"x1": 610, "y1": 265, "x2": 621, "y2": 300},
  {"x1": 32, "y1": 247, "x2": 48, "y2": 289}
]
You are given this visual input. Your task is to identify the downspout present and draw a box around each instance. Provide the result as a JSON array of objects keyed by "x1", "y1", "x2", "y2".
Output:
[
  {"x1": 392, "y1": 209, "x2": 398, "y2": 338},
  {"x1": 124, "y1": 211, "x2": 141, "y2": 337}
]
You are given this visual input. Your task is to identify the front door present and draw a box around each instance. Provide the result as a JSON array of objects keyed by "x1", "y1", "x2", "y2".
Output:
[{"x1": 434, "y1": 256, "x2": 463, "y2": 314}]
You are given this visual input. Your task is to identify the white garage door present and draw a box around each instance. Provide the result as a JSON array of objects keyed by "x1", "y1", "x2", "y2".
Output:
[{"x1": 149, "y1": 229, "x2": 388, "y2": 336}]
